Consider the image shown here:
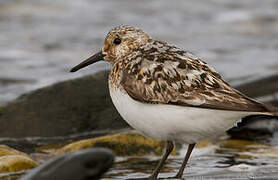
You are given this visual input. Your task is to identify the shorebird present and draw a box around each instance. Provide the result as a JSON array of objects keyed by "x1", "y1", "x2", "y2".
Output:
[{"x1": 70, "y1": 25, "x2": 277, "y2": 179}]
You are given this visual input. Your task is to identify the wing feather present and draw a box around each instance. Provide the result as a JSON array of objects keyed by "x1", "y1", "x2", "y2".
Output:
[{"x1": 118, "y1": 41, "x2": 269, "y2": 112}]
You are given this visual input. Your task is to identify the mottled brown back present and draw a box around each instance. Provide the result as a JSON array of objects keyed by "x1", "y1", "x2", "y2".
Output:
[{"x1": 111, "y1": 40, "x2": 270, "y2": 112}]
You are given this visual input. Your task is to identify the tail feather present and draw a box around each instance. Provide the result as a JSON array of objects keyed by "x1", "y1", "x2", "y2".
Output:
[
  {"x1": 262, "y1": 102, "x2": 278, "y2": 116},
  {"x1": 263, "y1": 111, "x2": 278, "y2": 117}
]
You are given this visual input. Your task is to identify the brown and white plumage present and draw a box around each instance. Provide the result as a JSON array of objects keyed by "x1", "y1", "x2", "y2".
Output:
[
  {"x1": 102, "y1": 25, "x2": 277, "y2": 142},
  {"x1": 110, "y1": 39, "x2": 269, "y2": 112},
  {"x1": 71, "y1": 25, "x2": 277, "y2": 179}
]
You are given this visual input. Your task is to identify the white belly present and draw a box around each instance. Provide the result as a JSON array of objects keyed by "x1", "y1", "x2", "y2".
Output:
[{"x1": 109, "y1": 87, "x2": 255, "y2": 144}]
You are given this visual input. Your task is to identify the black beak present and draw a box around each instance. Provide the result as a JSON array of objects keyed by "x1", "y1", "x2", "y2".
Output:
[{"x1": 70, "y1": 51, "x2": 105, "y2": 72}]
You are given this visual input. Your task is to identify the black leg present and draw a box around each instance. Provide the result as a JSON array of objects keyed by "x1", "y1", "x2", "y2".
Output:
[
  {"x1": 174, "y1": 143, "x2": 195, "y2": 178},
  {"x1": 149, "y1": 141, "x2": 174, "y2": 179}
]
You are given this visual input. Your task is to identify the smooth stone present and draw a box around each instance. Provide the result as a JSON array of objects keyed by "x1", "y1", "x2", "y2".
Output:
[
  {"x1": 19, "y1": 148, "x2": 114, "y2": 180},
  {"x1": 0, "y1": 70, "x2": 128, "y2": 138},
  {"x1": 56, "y1": 130, "x2": 176, "y2": 156},
  {"x1": 0, "y1": 155, "x2": 38, "y2": 173},
  {"x1": 0, "y1": 145, "x2": 37, "y2": 177},
  {"x1": 0, "y1": 145, "x2": 28, "y2": 157}
]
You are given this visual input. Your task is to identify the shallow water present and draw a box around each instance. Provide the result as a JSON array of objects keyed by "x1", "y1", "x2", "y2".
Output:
[
  {"x1": 1, "y1": 0, "x2": 278, "y2": 179},
  {"x1": 2, "y1": 137, "x2": 278, "y2": 180},
  {"x1": 105, "y1": 142, "x2": 278, "y2": 180}
]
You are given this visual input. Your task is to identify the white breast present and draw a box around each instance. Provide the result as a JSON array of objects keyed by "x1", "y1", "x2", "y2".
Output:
[{"x1": 109, "y1": 87, "x2": 256, "y2": 144}]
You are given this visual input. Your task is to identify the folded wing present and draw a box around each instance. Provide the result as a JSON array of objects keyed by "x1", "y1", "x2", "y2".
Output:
[{"x1": 120, "y1": 44, "x2": 269, "y2": 112}]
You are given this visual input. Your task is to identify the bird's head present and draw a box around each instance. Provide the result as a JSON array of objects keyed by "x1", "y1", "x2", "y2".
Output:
[{"x1": 70, "y1": 25, "x2": 150, "y2": 72}]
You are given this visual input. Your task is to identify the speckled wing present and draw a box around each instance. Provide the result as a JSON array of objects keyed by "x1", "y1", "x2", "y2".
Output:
[{"x1": 119, "y1": 41, "x2": 269, "y2": 112}]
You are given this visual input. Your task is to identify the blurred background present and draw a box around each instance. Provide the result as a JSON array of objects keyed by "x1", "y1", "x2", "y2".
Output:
[
  {"x1": 1, "y1": 0, "x2": 278, "y2": 105},
  {"x1": 0, "y1": 0, "x2": 278, "y2": 179}
]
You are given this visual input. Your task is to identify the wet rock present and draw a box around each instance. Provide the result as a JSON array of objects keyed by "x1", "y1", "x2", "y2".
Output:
[
  {"x1": 228, "y1": 75, "x2": 278, "y2": 141},
  {"x1": 0, "y1": 155, "x2": 38, "y2": 173},
  {"x1": 0, "y1": 70, "x2": 128, "y2": 138},
  {"x1": 35, "y1": 143, "x2": 68, "y2": 155},
  {"x1": 0, "y1": 145, "x2": 38, "y2": 174},
  {"x1": 19, "y1": 148, "x2": 114, "y2": 180},
  {"x1": 56, "y1": 131, "x2": 176, "y2": 156},
  {"x1": 235, "y1": 74, "x2": 278, "y2": 104},
  {"x1": 228, "y1": 115, "x2": 278, "y2": 141},
  {"x1": 0, "y1": 145, "x2": 28, "y2": 157}
]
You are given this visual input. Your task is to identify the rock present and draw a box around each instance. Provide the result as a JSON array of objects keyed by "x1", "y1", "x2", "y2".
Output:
[
  {"x1": 0, "y1": 145, "x2": 38, "y2": 174},
  {"x1": 227, "y1": 115, "x2": 278, "y2": 141},
  {"x1": 56, "y1": 131, "x2": 176, "y2": 156},
  {"x1": 0, "y1": 145, "x2": 28, "y2": 157},
  {"x1": 0, "y1": 70, "x2": 128, "y2": 138},
  {"x1": 35, "y1": 143, "x2": 68, "y2": 155},
  {"x1": 0, "y1": 155, "x2": 38, "y2": 173},
  {"x1": 19, "y1": 148, "x2": 114, "y2": 180},
  {"x1": 235, "y1": 74, "x2": 278, "y2": 105},
  {"x1": 228, "y1": 75, "x2": 278, "y2": 141}
]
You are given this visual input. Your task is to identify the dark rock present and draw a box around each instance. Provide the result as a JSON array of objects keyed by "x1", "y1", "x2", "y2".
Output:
[
  {"x1": 0, "y1": 70, "x2": 128, "y2": 138},
  {"x1": 55, "y1": 130, "x2": 176, "y2": 156},
  {"x1": 229, "y1": 75, "x2": 278, "y2": 141},
  {"x1": 228, "y1": 115, "x2": 278, "y2": 142},
  {"x1": 235, "y1": 74, "x2": 278, "y2": 104},
  {"x1": 19, "y1": 148, "x2": 114, "y2": 180}
]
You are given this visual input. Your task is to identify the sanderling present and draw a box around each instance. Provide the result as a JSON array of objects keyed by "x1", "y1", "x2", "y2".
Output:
[{"x1": 70, "y1": 25, "x2": 277, "y2": 179}]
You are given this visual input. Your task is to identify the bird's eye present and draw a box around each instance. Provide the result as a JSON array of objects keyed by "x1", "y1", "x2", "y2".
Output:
[{"x1": 113, "y1": 38, "x2": 121, "y2": 45}]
